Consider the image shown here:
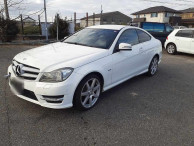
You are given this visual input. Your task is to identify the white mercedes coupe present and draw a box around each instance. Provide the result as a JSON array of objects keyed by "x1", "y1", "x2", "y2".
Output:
[{"x1": 7, "y1": 25, "x2": 162, "y2": 110}]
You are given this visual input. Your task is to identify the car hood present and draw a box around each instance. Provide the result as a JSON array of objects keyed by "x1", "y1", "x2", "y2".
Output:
[{"x1": 14, "y1": 42, "x2": 109, "y2": 71}]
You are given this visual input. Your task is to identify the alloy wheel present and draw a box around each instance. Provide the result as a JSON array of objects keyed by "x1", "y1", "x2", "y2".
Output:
[
  {"x1": 150, "y1": 57, "x2": 158, "y2": 75},
  {"x1": 80, "y1": 78, "x2": 101, "y2": 108},
  {"x1": 167, "y1": 45, "x2": 175, "y2": 54}
]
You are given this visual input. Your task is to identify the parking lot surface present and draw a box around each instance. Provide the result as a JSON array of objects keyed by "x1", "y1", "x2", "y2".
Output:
[{"x1": 0, "y1": 45, "x2": 194, "y2": 146}]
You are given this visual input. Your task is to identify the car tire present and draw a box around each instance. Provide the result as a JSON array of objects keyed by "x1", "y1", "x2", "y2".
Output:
[
  {"x1": 167, "y1": 43, "x2": 177, "y2": 55},
  {"x1": 147, "y1": 56, "x2": 159, "y2": 76},
  {"x1": 73, "y1": 74, "x2": 102, "y2": 111}
]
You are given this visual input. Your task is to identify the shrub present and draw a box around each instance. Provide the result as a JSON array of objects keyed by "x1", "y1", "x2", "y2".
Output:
[
  {"x1": 0, "y1": 17, "x2": 19, "y2": 42},
  {"x1": 49, "y1": 14, "x2": 69, "y2": 39},
  {"x1": 23, "y1": 25, "x2": 40, "y2": 35}
]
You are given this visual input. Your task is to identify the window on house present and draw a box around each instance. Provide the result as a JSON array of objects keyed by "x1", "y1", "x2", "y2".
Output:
[
  {"x1": 151, "y1": 13, "x2": 158, "y2": 17},
  {"x1": 136, "y1": 15, "x2": 140, "y2": 18},
  {"x1": 103, "y1": 18, "x2": 107, "y2": 22},
  {"x1": 165, "y1": 12, "x2": 173, "y2": 17}
]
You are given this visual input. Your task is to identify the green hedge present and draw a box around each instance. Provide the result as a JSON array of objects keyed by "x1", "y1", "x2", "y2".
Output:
[{"x1": 23, "y1": 25, "x2": 41, "y2": 35}]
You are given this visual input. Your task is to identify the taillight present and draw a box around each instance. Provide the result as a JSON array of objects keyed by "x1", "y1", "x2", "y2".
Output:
[{"x1": 166, "y1": 36, "x2": 168, "y2": 40}]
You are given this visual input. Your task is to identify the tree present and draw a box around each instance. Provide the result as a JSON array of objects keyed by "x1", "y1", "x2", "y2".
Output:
[
  {"x1": 1, "y1": 0, "x2": 24, "y2": 19},
  {"x1": 0, "y1": 16, "x2": 19, "y2": 42},
  {"x1": 49, "y1": 14, "x2": 69, "y2": 40}
]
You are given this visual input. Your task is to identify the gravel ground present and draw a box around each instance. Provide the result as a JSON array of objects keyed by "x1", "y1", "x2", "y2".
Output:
[{"x1": 0, "y1": 45, "x2": 194, "y2": 146}]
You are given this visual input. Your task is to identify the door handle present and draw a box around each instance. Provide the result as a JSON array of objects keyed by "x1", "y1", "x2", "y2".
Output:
[{"x1": 139, "y1": 47, "x2": 143, "y2": 53}]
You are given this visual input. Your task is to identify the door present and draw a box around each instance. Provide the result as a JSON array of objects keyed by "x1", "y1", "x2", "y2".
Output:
[
  {"x1": 174, "y1": 30, "x2": 193, "y2": 53},
  {"x1": 136, "y1": 29, "x2": 154, "y2": 70},
  {"x1": 111, "y1": 29, "x2": 144, "y2": 84},
  {"x1": 191, "y1": 30, "x2": 194, "y2": 54}
]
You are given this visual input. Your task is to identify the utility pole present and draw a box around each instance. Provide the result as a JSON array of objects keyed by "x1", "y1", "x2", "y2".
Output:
[
  {"x1": 56, "y1": 13, "x2": 59, "y2": 41},
  {"x1": 44, "y1": 0, "x2": 48, "y2": 41},
  {"x1": 4, "y1": 0, "x2": 9, "y2": 19},
  {"x1": 100, "y1": 5, "x2": 103, "y2": 25},
  {"x1": 93, "y1": 13, "x2": 95, "y2": 26},
  {"x1": 38, "y1": 15, "x2": 41, "y2": 35},
  {"x1": 86, "y1": 12, "x2": 88, "y2": 27},
  {"x1": 74, "y1": 12, "x2": 76, "y2": 32},
  {"x1": 20, "y1": 14, "x2": 24, "y2": 40}
]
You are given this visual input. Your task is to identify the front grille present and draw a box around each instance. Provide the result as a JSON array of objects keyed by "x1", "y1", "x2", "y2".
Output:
[{"x1": 12, "y1": 60, "x2": 40, "y2": 80}]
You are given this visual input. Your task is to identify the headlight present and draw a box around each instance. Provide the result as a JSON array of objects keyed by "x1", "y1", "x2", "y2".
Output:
[{"x1": 39, "y1": 68, "x2": 73, "y2": 83}]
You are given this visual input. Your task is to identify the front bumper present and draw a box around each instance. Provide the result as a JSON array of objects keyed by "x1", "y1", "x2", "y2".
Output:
[{"x1": 7, "y1": 65, "x2": 77, "y2": 109}]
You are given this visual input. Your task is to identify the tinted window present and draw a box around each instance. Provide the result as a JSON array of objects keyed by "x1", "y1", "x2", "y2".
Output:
[
  {"x1": 153, "y1": 23, "x2": 165, "y2": 32},
  {"x1": 142, "y1": 23, "x2": 154, "y2": 31},
  {"x1": 136, "y1": 29, "x2": 151, "y2": 43},
  {"x1": 142, "y1": 23, "x2": 165, "y2": 32},
  {"x1": 166, "y1": 24, "x2": 174, "y2": 32},
  {"x1": 64, "y1": 28, "x2": 119, "y2": 49},
  {"x1": 117, "y1": 29, "x2": 139, "y2": 46},
  {"x1": 175, "y1": 30, "x2": 193, "y2": 38}
]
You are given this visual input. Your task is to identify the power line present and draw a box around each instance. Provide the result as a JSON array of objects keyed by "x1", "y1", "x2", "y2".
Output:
[
  {"x1": 175, "y1": 0, "x2": 194, "y2": 3},
  {"x1": 23, "y1": 8, "x2": 44, "y2": 16}
]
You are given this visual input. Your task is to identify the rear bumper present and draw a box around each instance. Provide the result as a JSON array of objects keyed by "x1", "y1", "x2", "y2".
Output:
[{"x1": 7, "y1": 65, "x2": 78, "y2": 109}]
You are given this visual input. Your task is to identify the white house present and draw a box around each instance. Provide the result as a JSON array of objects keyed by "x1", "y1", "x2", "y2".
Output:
[{"x1": 131, "y1": 6, "x2": 181, "y2": 23}]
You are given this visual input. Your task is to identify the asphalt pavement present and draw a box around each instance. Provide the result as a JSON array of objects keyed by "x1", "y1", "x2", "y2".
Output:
[{"x1": 0, "y1": 45, "x2": 194, "y2": 146}]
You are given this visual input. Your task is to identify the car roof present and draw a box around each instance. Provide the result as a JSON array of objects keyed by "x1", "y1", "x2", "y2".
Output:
[
  {"x1": 87, "y1": 25, "x2": 135, "y2": 30},
  {"x1": 176, "y1": 28, "x2": 194, "y2": 30}
]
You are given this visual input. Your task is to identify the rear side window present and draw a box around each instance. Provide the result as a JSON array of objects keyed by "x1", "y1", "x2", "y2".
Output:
[
  {"x1": 142, "y1": 23, "x2": 153, "y2": 31},
  {"x1": 166, "y1": 24, "x2": 174, "y2": 32},
  {"x1": 117, "y1": 29, "x2": 139, "y2": 46},
  {"x1": 153, "y1": 23, "x2": 165, "y2": 32},
  {"x1": 175, "y1": 30, "x2": 193, "y2": 38},
  {"x1": 142, "y1": 23, "x2": 165, "y2": 32},
  {"x1": 136, "y1": 29, "x2": 151, "y2": 43}
]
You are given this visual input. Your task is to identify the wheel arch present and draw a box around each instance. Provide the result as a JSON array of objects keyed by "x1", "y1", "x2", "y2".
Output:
[
  {"x1": 166, "y1": 42, "x2": 177, "y2": 50},
  {"x1": 72, "y1": 71, "x2": 105, "y2": 104}
]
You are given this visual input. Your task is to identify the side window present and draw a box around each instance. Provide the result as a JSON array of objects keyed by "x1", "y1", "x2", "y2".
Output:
[
  {"x1": 153, "y1": 23, "x2": 165, "y2": 32},
  {"x1": 166, "y1": 24, "x2": 174, "y2": 32},
  {"x1": 175, "y1": 30, "x2": 193, "y2": 38},
  {"x1": 151, "y1": 13, "x2": 158, "y2": 17},
  {"x1": 117, "y1": 29, "x2": 139, "y2": 46},
  {"x1": 193, "y1": 31, "x2": 194, "y2": 38},
  {"x1": 136, "y1": 29, "x2": 151, "y2": 43},
  {"x1": 142, "y1": 23, "x2": 154, "y2": 31}
]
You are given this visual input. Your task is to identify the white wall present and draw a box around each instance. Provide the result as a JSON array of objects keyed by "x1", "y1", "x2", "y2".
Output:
[{"x1": 134, "y1": 12, "x2": 180, "y2": 23}]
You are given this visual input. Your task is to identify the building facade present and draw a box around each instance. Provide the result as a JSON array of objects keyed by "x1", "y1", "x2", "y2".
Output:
[
  {"x1": 132, "y1": 6, "x2": 181, "y2": 24},
  {"x1": 181, "y1": 8, "x2": 194, "y2": 28},
  {"x1": 80, "y1": 11, "x2": 132, "y2": 28}
]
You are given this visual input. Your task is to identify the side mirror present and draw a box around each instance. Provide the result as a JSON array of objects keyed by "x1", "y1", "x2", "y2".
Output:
[{"x1": 119, "y1": 43, "x2": 132, "y2": 51}]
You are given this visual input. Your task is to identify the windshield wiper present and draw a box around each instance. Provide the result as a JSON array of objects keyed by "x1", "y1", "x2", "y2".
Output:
[
  {"x1": 65, "y1": 42, "x2": 95, "y2": 48},
  {"x1": 64, "y1": 42, "x2": 79, "y2": 45}
]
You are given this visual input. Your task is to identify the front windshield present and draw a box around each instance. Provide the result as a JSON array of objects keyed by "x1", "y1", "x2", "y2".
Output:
[{"x1": 64, "y1": 28, "x2": 119, "y2": 49}]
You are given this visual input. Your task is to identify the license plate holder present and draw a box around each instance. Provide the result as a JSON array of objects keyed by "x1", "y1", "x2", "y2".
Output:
[{"x1": 10, "y1": 77, "x2": 24, "y2": 94}]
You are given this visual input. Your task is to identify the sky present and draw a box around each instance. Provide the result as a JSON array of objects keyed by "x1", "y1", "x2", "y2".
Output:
[{"x1": 2, "y1": 0, "x2": 194, "y2": 21}]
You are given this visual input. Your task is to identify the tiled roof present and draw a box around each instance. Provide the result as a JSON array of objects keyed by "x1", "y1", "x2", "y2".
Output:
[{"x1": 131, "y1": 6, "x2": 181, "y2": 15}]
